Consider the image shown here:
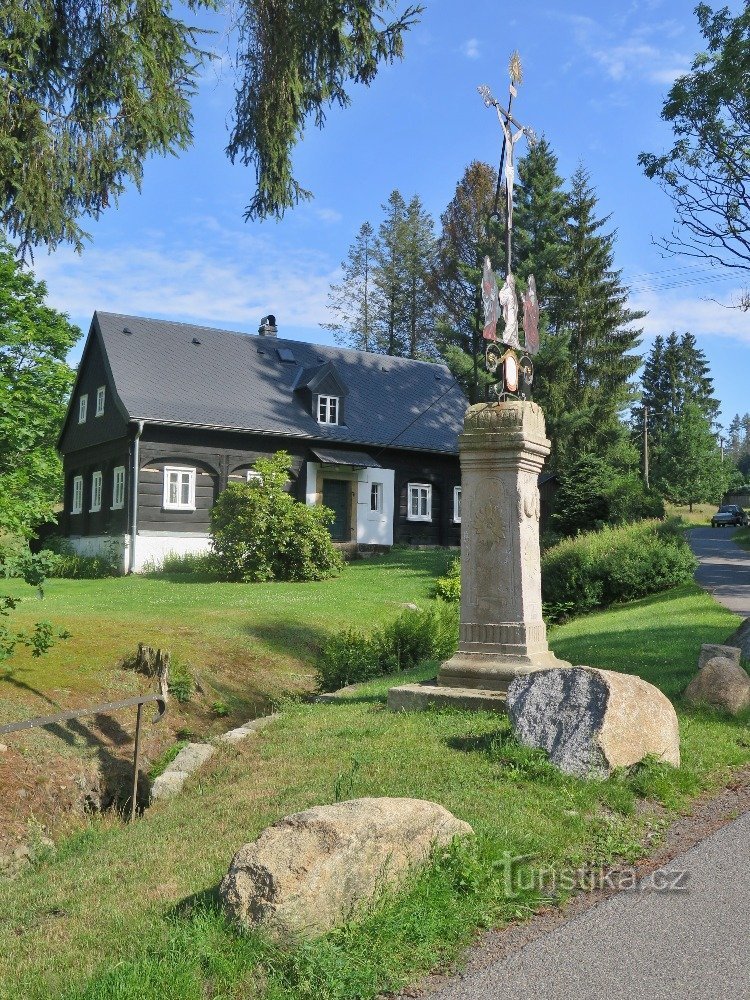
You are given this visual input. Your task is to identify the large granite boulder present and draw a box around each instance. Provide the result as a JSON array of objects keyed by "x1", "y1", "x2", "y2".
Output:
[
  {"x1": 220, "y1": 797, "x2": 473, "y2": 939},
  {"x1": 684, "y1": 655, "x2": 750, "y2": 715},
  {"x1": 507, "y1": 667, "x2": 680, "y2": 778}
]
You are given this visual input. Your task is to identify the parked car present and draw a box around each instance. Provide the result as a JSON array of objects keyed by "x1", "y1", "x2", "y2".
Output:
[{"x1": 711, "y1": 504, "x2": 749, "y2": 527}]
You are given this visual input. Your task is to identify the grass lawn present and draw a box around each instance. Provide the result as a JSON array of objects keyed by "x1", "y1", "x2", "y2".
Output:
[
  {"x1": 1, "y1": 548, "x2": 455, "y2": 720},
  {"x1": 0, "y1": 582, "x2": 748, "y2": 1000},
  {"x1": 665, "y1": 502, "x2": 716, "y2": 526},
  {"x1": 733, "y1": 526, "x2": 750, "y2": 551}
]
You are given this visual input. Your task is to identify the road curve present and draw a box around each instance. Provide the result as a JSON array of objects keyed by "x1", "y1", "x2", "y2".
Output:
[
  {"x1": 688, "y1": 525, "x2": 750, "y2": 617},
  {"x1": 431, "y1": 809, "x2": 750, "y2": 1000}
]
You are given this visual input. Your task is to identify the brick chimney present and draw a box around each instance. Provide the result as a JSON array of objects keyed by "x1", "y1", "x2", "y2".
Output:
[{"x1": 258, "y1": 314, "x2": 278, "y2": 337}]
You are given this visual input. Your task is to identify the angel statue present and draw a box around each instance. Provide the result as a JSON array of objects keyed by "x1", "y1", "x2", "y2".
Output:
[
  {"x1": 498, "y1": 273, "x2": 521, "y2": 350},
  {"x1": 522, "y1": 274, "x2": 540, "y2": 355},
  {"x1": 481, "y1": 256, "x2": 500, "y2": 340}
]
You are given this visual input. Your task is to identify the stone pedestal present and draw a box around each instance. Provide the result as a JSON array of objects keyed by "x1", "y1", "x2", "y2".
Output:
[{"x1": 389, "y1": 401, "x2": 569, "y2": 713}]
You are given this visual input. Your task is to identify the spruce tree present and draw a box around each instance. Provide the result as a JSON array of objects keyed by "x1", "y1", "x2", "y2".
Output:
[
  {"x1": 373, "y1": 191, "x2": 409, "y2": 356},
  {"x1": 324, "y1": 222, "x2": 379, "y2": 352},
  {"x1": 545, "y1": 166, "x2": 644, "y2": 470},
  {"x1": 638, "y1": 331, "x2": 721, "y2": 486},
  {"x1": 401, "y1": 195, "x2": 438, "y2": 359},
  {"x1": 514, "y1": 137, "x2": 568, "y2": 332}
]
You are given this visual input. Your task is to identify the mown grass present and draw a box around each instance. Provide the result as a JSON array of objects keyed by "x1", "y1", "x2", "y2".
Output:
[
  {"x1": 0, "y1": 549, "x2": 454, "y2": 717},
  {"x1": 665, "y1": 502, "x2": 716, "y2": 526},
  {"x1": 733, "y1": 526, "x2": 750, "y2": 551},
  {"x1": 0, "y1": 582, "x2": 748, "y2": 1000}
]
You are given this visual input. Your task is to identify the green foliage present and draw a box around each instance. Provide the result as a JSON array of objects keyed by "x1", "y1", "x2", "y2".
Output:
[
  {"x1": 1, "y1": 1, "x2": 212, "y2": 253},
  {"x1": 210, "y1": 451, "x2": 344, "y2": 582},
  {"x1": 231, "y1": 2, "x2": 423, "y2": 222},
  {"x1": 553, "y1": 454, "x2": 664, "y2": 536},
  {"x1": 147, "y1": 741, "x2": 189, "y2": 782},
  {"x1": 432, "y1": 161, "x2": 503, "y2": 403},
  {"x1": 143, "y1": 549, "x2": 219, "y2": 578},
  {"x1": 316, "y1": 601, "x2": 458, "y2": 691},
  {"x1": 0, "y1": 238, "x2": 79, "y2": 536},
  {"x1": 41, "y1": 538, "x2": 120, "y2": 579},
  {"x1": 2, "y1": 549, "x2": 61, "y2": 597},
  {"x1": 657, "y1": 401, "x2": 731, "y2": 509},
  {"x1": 541, "y1": 519, "x2": 697, "y2": 622},
  {"x1": 639, "y1": 2, "x2": 750, "y2": 276},
  {"x1": 168, "y1": 670, "x2": 195, "y2": 705},
  {"x1": 434, "y1": 556, "x2": 461, "y2": 602}
]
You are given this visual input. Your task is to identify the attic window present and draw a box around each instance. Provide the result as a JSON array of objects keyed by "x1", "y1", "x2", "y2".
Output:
[
  {"x1": 95, "y1": 385, "x2": 106, "y2": 416},
  {"x1": 78, "y1": 394, "x2": 88, "y2": 423},
  {"x1": 276, "y1": 347, "x2": 296, "y2": 363},
  {"x1": 317, "y1": 395, "x2": 339, "y2": 425}
]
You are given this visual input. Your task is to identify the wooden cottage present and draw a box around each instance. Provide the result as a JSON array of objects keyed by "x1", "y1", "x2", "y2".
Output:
[{"x1": 57, "y1": 313, "x2": 467, "y2": 572}]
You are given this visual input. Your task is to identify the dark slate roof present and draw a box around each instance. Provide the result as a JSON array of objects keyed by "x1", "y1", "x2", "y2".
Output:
[
  {"x1": 311, "y1": 447, "x2": 382, "y2": 468},
  {"x1": 92, "y1": 312, "x2": 466, "y2": 454}
]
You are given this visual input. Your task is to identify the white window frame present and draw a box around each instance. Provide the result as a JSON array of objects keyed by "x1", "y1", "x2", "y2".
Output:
[
  {"x1": 112, "y1": 466, "x2": 126, "y2": 510},
  {"x1": 95, "y1": 385, "x2": 106, "y2": 416},
  {"x1": 317, "y1": 394, "x2": 339, "y2": 425},
  {"x1": 453, "y1": 486, "x2": 462, "y2": 524},
  {"x1": 370, "y1": 482, "x2": 383, "y2": 513},
  {"x1": 90, "y1": 471, "x2": 103, "y2": 513},
  {"x1": 71, "y1": 475, "x2": 83, "y2": 515},
  {"x1": 407, "y1": 483, "x2": 432, "y2": 522},
  {"x1": 163, "y1": 466, "x2": 196, "y2": 511},
  {"x1": 78, "y1": 394, "x2": 88, "y2": 423}
]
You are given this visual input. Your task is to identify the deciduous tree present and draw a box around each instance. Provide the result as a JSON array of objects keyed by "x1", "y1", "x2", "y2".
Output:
[
  {"x1": 0, "y1": 238, "x2": 79, "y2": 537},
  {"x1": 639, "y1": 2, "x2": 750, "y2": 303}
]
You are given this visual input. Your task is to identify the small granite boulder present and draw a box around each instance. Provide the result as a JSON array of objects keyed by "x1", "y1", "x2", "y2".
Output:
[
  {"x1": 684, "y1": 655, "x2": 750, "y2": 715},
  {"x1": 220, "y1": 797, "x2": 472, "y2": 939},
  {"x1": 507, "y1": 667, "x2": 680, "y2": 779},
  {"x1": 697, "y1": 643, "x2": 741, "y2": 672}
]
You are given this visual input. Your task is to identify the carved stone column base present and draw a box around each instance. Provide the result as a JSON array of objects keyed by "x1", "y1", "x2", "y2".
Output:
[{"x1": 438, "y1": 650, "x2": 571, "y2": 694}]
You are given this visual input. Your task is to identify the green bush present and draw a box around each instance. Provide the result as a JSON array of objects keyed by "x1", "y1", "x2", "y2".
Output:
[
  {"x1": 432, "y1": 520, "x2": 696, "y2": 625},
  {"x1": 39, "y1": 536, "x2": 121, "y2": 579},
  {"x1": 541, "y1": 519, "x2": 697, "y2": 622},
  {"x1": 553, "y1": 455, "x2": 665, "y2": 536},
  {"x1": 143, "y1": 550, "x2": 219, "y2": 577},
  {"x1": 434, "y1": 557, "x2": 461, "y2": 602},
  {"x1": 316, "y1": 602, "x2": 459, "y2": 691},
  {"x1": 210, "y1": 451, "x2": 344, "y2": 583}
]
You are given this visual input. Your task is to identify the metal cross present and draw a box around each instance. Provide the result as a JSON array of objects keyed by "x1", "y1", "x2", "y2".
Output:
[{"x1": 478, "y1": 81, "x2": 536, "y2": 276}]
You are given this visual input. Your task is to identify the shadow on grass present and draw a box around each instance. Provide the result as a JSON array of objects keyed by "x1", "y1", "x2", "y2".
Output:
[
  {"x1": 242, "y1": 619, "x2": 333, "y2": 663},
  {"x1": 445, "y1": 732, "x2": 501, "y2": 754}
]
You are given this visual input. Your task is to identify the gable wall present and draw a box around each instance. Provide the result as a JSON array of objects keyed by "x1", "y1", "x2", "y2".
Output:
[{"x1": 59, "y1": 333, "x2": 128, "y2": 454}]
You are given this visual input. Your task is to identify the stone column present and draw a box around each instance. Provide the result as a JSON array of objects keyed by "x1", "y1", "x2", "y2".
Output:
[{"x1": 438, "y1": 400, "x2": 569, "y2": 693}]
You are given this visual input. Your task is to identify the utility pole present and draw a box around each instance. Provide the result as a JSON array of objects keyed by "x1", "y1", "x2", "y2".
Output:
[{"x1": 644, "y1": 404, "x2": 650, "y2": 489}]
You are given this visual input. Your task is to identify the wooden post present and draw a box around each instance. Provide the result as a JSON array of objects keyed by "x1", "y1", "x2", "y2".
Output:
[{"x1": 130, "y1": 702, "x2": 144, "y2": 822}]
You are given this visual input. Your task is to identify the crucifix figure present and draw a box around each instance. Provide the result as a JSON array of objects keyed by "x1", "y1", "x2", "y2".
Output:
[{"x1": 478, "y1": 81, "x2": 536, "y2": 276}]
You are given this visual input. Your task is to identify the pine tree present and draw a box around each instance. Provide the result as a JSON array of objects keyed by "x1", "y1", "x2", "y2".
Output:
[
  {"x1": 401, "y1": 195, "x2": 438, "y2": 359},
  {"x1": 324, "y1": 222, "x2": 379, "y2": 352},
  {"x1": 373, "y1": 191, "x2": 409, "y2": 356},
  {"x1": 431, "y1": 161, "x2": 503, "y2": 401}
]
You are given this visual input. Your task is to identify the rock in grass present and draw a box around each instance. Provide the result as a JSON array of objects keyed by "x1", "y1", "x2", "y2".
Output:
[
  {"x1": 698, "y1": 643, "x2": 741, "y2": 672},
  {"x1": 220, "y1": 797, "x2": 473, "y2": 939},
  {"x1": 725, "y1": 617, "x2": 750, "y2": 660},
  {"x1": 684, "y1": 656, "x2": 750, "y2": 715},
  {"x1": 507, "y1": 667, "x2": 680, "y2": 779}
]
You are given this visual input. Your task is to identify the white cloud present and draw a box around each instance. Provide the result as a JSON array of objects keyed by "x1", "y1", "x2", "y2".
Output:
[
  {"x1": 33, "y1": 228, "x2": 339, "y2": 334},
  {"x1": 630, "y1": 287, "x2": 750, "y2": 345},
  {"x1": 556, "y1": 11, "x2": 691, "y2": 86},
  {"x1": 313, "y1": 207, "x2": 343, "y2": 224},
  {"x1": 461, "y1": 38, "x2": 480, "y2": 60}
]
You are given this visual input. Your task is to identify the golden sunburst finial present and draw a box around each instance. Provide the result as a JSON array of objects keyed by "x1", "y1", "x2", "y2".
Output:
[{"x1": 509, "y1": 50, "x2": 523, "y2": 85}]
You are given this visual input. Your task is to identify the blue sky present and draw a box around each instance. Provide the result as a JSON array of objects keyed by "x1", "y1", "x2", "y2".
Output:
[{"x1": 34, "y1": 0, "x2": 748, "y2": 427}]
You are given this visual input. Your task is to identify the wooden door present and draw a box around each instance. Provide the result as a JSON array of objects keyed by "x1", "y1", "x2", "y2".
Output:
[{"x1": 322, "y1": 479, "x2": 350, "y2": 541}]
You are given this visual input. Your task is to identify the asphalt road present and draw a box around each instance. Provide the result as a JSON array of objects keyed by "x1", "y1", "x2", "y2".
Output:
[
  {"x1": 431, "y1": 809, "x2": 750, "y2": 1000},
  {"x1": 688, "y1": 526, "x2": 750, "y2": 617}
]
